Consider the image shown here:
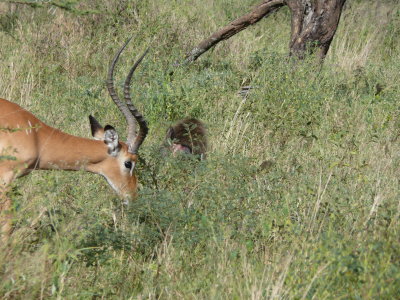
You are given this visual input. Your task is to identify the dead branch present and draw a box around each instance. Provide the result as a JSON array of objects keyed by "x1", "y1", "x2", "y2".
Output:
[{"x1": 183, "y1": 0, "x2": 285, "y2": 64}]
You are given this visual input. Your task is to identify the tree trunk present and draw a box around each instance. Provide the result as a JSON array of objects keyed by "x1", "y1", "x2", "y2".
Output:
[
  {"x1": 182, "y1": 0, "x2": 346, "y2": 64},
  {"x1": 287, "y1": 0, "x2": 347, "y2": 59}
]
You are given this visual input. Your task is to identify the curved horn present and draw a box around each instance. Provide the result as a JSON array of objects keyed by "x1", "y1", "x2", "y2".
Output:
[
  {"x1": 123, "y1": 49, "x2": 149, "y2": 154},
  {"x1": 106, "y1": 37, "x2": 137, "y2": 145}
]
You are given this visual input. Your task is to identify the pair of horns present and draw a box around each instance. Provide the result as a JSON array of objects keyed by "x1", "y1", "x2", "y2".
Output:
[{"x1": 106, "y1": 38, "x2": 149, "y2": 154}]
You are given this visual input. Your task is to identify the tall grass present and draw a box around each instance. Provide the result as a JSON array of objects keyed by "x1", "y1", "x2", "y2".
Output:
[{"x1": 1, "y1": 0, "x2": 400, "y2": 298}]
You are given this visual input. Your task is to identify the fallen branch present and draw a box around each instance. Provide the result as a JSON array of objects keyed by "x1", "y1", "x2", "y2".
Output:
[{"x1": 183, "y1": 0, "x2": 285, "y2": 64}]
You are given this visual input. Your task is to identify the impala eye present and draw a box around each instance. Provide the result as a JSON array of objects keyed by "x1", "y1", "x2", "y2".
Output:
[{"x1": 124, "y1": 161, "x2": 133, "y2": 169}]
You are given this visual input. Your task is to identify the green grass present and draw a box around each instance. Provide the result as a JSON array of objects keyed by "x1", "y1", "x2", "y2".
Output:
[{"x1": 1, "y1": 0, "x2": 400, "y2": 298}]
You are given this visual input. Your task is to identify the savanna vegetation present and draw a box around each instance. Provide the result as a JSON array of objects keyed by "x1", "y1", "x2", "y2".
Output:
[{"x1": 0, "y1": 0, "x2": 399, "y2": 298}]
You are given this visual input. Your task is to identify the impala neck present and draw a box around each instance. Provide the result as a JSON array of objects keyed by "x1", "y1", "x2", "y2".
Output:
[{"x1": 37, "y1": 126, "x2": 109, "y2": 173}]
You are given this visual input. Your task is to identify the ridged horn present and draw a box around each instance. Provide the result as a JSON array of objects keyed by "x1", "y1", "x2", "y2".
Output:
[
  {"x1": 123, "y1": 49, "x2": 149, "y2": 154},
  {"x1": 106, "y1": 38, "x2": 149, "y2": 154}
]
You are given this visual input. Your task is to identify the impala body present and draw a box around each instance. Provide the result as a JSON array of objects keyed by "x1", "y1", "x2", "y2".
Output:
[
  {"x1": 0, "y1": 39, "x2": 148, "y2": 242},
  {"x1": 0, "y1": 98, "x2": 138, "y2": 197}
]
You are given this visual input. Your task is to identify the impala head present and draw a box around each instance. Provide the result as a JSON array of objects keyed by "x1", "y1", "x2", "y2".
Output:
[{"x1": 93, "y1": 38, "x2": 149, "y2": 201}]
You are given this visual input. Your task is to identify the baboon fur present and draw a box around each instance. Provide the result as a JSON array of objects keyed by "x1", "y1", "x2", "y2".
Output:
[{"x1": 165, "y1": 118, "x2": 207, "y2": 159}]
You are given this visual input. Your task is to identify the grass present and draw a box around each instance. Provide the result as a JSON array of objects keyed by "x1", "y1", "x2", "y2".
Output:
[{"x1": 1, "y1": 0, "x2": 400, "y2": 298}]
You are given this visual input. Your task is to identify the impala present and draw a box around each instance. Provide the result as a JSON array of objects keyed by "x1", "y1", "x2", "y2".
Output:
[{"x1": 0, "y1": 39, "x2": 148, "y2": 242}]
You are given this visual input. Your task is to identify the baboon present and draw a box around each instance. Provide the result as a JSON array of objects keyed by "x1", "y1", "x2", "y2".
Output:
[{"x1": 165, "y1": 118, "x2": 207, "y2": 160}]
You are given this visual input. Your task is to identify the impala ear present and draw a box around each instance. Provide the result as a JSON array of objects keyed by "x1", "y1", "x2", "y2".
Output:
[
  {"x1": 89, "y1": 115, "x2": 104, "y2": 140},
  {"x1": 104, "y1": 125, "x2": 120, "y2": 156}
]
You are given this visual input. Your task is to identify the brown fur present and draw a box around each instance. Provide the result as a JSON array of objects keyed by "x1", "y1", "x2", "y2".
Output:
[
  {"x1": 165, "y1": 118, "x2": 207, "y2": 159},
  {"x1": 0, "y1": 98, "x2": 139, "y2": 243}
]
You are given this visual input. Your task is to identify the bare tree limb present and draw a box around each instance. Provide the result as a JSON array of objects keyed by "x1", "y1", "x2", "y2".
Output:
[
  {"x1": 182, "y1": 0, "x2": 286, "y2": 64},
  {"x1": 5, "y1": 0, "x2": 99, "y2": 15},
  {"x1": 181, "y1": 0, "x2": 347, "y2": 65}
]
